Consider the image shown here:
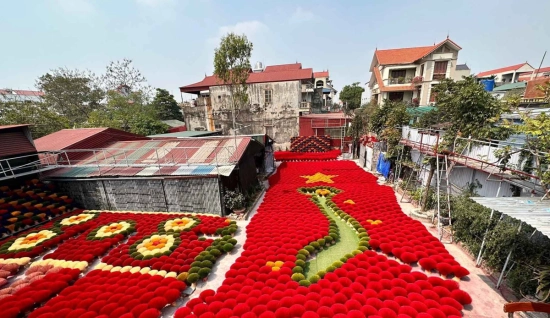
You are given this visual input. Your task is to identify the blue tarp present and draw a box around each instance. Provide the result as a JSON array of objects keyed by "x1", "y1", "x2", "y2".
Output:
[{"x1": 376, "y1": 152, "x2": 391, "y2": 178}]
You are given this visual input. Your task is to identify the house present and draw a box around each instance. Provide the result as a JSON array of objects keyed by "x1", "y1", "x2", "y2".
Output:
[
  {"x1": 0, "y1": 89, "x2": 44, "y2": 103},
  {"x1": 518, "y1": 66, "x2": 550, "y2": 82},
  {"x1": 490, "y1": 82, "x2": 527, "y2": 100},
  {"x1": 454, "y1": 64, "x2": 471, "y2": 79},
  {"x1": 179, "y1": 62, "x2": 337, "y2": 149},
  {"x1": 0, "y1": 125, "x2": 39, "y2": 183},
  {"x1": 39, "y1": 136, "x2": 266, "y2": 216},
  {"x1": 368, "y1": 37, "x2": 465, "y2": 106},
  {"x1": 522, "y1": 77, "x2": 550, "y2": 104},
  {"x1": 476, "y1": 62, "x2": 534, "y2": 84},
  {"x1": 298, "y1": 113, "x2": 352, "y2": 150}
]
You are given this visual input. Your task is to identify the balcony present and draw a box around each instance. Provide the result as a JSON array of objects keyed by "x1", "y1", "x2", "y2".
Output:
[
  {"x1": 432, "y1": 73, "x2": 446, "y2": 81},
  {"x1": 300, "y1": 102, "x2": 311, "y2": 109},
  {"x1": 388, "y1": 77, "x2": 413, "y2": 85},
  {"x1": 302, "y1": 84, "x2": 314, "y2": 93}
]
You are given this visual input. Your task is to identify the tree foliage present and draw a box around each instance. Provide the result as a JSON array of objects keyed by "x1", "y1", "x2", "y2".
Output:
[
  {"x1": 36, "y1": 68, "x2": 104, "y2": 126},
  {"x1": 339, "y1": 82, "x2": 365, "y2": 112},
  {"x1": 0, "y1": 101, "x2": 69, "y2": 138},
  {"x1": 213, "y1": 33, "x2": 253, "y2": 124},
  {"x1": 370, "y1": 100, "x2": 410, "y2": 156},
  {"x1": 347, "y1": 101, "x2": 377, "y2": 139},
  {"x1": 151, "y1": 88, "x2": 182, "y2": 120},
  {"x1": 430, "y1": 76, "x2": 512, "y2": 142},
  {"x1": 1, "y1": 59, "x2": 172, "y2": 137}
]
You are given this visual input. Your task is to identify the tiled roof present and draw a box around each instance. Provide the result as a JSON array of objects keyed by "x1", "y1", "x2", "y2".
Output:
[
  {"x1": 263, "y1": 63, "x2": 302, "y2": 72},
  {"x1": 0, "y1": 89, "x2": 44, "y2": 96},
  {"x1": 476, "y1": 63, "x2": 529, "y2": 78},
  {"x1": 524, "y1": 78, "x2": 550, "y2": 99},
  {"x1": 518, "y1": 66, "x2": 550, "y2": 81},
  {"x1": 180, "y1": 63, "x2": 313, "y2": 93},
  {"x1": 374, "y1": 38, "x2": 462, "y2": 65},
  {"x1": 35, "y1": 128, "x2": 147, "y2": 151},
  {"x1": 314, "y1": 71, "x2": 329, "y2": 78}
]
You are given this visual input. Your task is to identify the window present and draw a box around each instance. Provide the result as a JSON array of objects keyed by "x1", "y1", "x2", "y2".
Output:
[
  {"x1": 214, "y1": 123, "x2": 222, "y2": 130},
  {"x1": 429, "y1": 85, "x2": 437, "y2": 103},
  {"x1": 316, "y1": 80, "x2": 324, "y2": 88},
  {"x1": 390, "y1": 70, "x2": 406, "y2": 78},
  {"x1": 264, "y1": 90, "x2": 272, "y2": 104},
  {"x1": 325, "y1": 128, "x2": 343, "y2": 138},
  {"x1": 388, "y1": 92, "x2": 404, "y2": 101},
  {"x1": 420, "y1": 64, "x2": 425, "y2": 77},
  {"x1": 434, "y1": 61, "x2": 448, "y2": 74}
]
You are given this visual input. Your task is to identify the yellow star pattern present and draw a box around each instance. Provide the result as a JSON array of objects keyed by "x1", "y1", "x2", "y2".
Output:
[{"x1": 301, "y1": 172, "x2": 338, "y2": 184}]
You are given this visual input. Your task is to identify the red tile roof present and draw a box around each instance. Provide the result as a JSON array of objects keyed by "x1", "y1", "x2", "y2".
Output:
[
  {"x1": 518, "y1": 66, "x2": 550, "y2": 81},
  {"x1": 524, "y1": 78, "x2": 550, "y2": 99},
  {"x1": 264, "y1": 63, "x2": 302, "y2": 72},
  {"x1": 180, "y1": 63, "x2": 314, "y2": 93},
  {"x1": 476, "y1": 63, "x2": 529, "y2": 78},
  {"x1": 374, "y1": 38, "x2": 462, "y2": 65},
  {"x1": 35, "y1": 128, "x2": 148, "y2": 151},
  {"x1": 0, "y1": 89, "x2": 44, "y2": 96},
  {"x1": 314, "y1": 71, "x2": 329, "y2": 78}
]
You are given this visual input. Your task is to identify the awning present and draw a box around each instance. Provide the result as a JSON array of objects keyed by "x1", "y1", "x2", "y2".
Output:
[{"x1": 470, "y1": 197, "x2": 550, "y2": 238}]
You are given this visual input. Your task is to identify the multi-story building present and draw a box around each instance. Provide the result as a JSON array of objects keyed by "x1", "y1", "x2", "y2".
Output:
[
  {"x1": 179, "y1": 62, "x2": 337, "y2": 149},
  {"x1": 518, "y1": 66, "x2": 550, "y2": 82},
  {"x1": 0, "y1": 89, "x2": 44, "y2": 103},
  {"x1": 476, "y1": 62, "x2": 534, "y2": 84},
  {"x1": 368, "y1": 38, "x2": 467, "y2": 106}
]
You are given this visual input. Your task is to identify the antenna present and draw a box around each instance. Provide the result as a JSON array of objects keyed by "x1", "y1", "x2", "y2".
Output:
[{"x1": 533, "y1": 51, "x2": 547, "y2": 80}]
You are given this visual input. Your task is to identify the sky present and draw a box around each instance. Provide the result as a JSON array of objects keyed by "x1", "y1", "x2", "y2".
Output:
[{"x1": 2, "y1": 0, "x2": 550, "y2": 102}]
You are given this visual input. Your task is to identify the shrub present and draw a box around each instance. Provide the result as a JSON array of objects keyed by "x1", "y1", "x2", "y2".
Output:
[
  {"x1": 189, "y1": 267, "x2": 200, "y2": 274},
  {"x1": 298, "y1": 249, "x2": 310, "y2": 257},
  {"x1": 295, "y1": 260, "x2": 305, "y2": 267},
  {"x1": 326, "y1": 266, "x2": 336, "y2": 272},
  {"x1": 305, "y1": 245, "x2": 315, "y2": 253},
  {"x1": 209, "y1": 249, "x2": 222, "y2": 257},
  {"x1": 201, "y1": 260, "x2": 213, "y2": 268},
  {"x1": 292, "y1": 266, "x2": 304, "y2": 274},
  {"x1": 317, "y1": 239, "x2": 326, "y2": 246},
  {"x1": 296, "y1": 254, "x2": 307, "y2": 261},
  {"x1": 317, "y1": 270, "x2": 326, "y2": 278},
  {"x1": 310, "y1": 242, "x2": 321, "y2": 250},
  {"x1": 299, "y1": 280, "x2": 311, "y2": 287}
]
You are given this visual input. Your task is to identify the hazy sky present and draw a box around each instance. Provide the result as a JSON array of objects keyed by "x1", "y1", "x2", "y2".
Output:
[{"x1": 2, "y1": 0, "x2": 549, "y2": 101}]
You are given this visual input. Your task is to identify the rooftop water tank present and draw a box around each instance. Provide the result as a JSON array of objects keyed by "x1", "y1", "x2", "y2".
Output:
[
  {"x1": 253, "y1": 61, "x2": 264, "y2": 72},
  {"x1": 480, "y1": 79, "x2": 495, "y2": 92}
]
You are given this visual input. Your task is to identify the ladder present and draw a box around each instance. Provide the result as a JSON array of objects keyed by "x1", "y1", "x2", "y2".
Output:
[
  {"x1": 400, "y1": 152, "x2": 427, "y2": 204},
  {"x1": 435, "y1": 154, "x2": 454, "y2": 243}
]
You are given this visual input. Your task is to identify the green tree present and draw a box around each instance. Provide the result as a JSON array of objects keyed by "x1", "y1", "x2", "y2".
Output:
[
  {"x1": 213, "y1": 33, "x2": 253, "y2": 130},
  {"x1": 86, "y1": 91, "x2": 167, "y2": 135},
  {"x1": 151, "y1": 88, "x2": 182, "y2": 120},
  {"x1": 103, "y1": 58, "x2": 151, "y2": 96},
  {"x1": 339, "y1": 82, "x2": 365, "y2": 113},
  {"x1": 432, "y1": 76, "x2": 512, "y2": 142},
  {"x1": 0, "y1": 101, "x2": 69, "y2": 138},
  {"x1": 370, "y1": 100, "x2": 410, "y2": 157},
  {"x1": 36, "y1": 68, "x2": 104, "y2": 126},
  {"x1": 347, "y1": 102, "x2": 378, "y2": 158}
]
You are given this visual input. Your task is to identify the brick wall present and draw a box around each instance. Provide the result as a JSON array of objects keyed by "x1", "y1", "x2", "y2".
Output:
[{"x1": 55, "y1": 177, "x2": 223, "y2": 215}]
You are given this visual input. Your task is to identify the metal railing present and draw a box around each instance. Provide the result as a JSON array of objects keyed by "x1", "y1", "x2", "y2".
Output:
[
  {"x1": 388, "y1": 77, "x2": 413, "y2": 85},
  {"x1": 400, "y1": 126, "x2": 546, "y2": 193},
  {"x1": 432, "y1": 73, "x2": 446, "y2": 80},
  {"x1": 300, "y1": 102, "x2": 311, "y2": 109},
  {"x1": 0, "y1": 144, "x2": 243, "y2": 181}
]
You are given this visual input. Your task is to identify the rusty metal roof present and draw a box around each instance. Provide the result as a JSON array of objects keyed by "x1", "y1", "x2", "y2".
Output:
[{"x1": 34, "y1": 128, "x2": 148, "y2": 151}]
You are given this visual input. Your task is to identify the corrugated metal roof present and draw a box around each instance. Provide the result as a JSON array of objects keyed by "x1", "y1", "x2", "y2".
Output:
[
  {"x1": 492, "y1": 82, "x2": 526, "y2": 92},
  {"x1": 470, "y1": 197, "x2": 550, "y2": 239},
  {"x1": 0, "y1": 128, "x2": 37, "y2": 158},
  {"x1": 148, "y1": 131, "x2": 222, "y2": 138},
  {"x1": 0, "y1": 124, "x2": 31, "y2": 130},
  {"x1": 34, "y1": 128, "x2": 147, "y2": 151}
]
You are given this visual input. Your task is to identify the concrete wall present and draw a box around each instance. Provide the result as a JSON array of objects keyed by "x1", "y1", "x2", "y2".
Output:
[
  {"x1": 182, "y1": 105, "x2": 209, "y2": 131},
  {"x1": 209, "y1": 81, "x2": 301, "y2": 150},
  {"x1": 55, "y1": 177, "x2": 223, "y2": 215}
]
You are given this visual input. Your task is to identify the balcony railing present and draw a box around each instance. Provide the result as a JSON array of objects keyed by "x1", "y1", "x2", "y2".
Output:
[
  {"x1": 388, "y1": 77, "x2": 413, "y2": 85},
  {"x1": 432, "y1": 73, "x2": 446, "y2": 80},
  {"x1": 300, "y1": 102, "x2": 311, "y2": 109}
]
